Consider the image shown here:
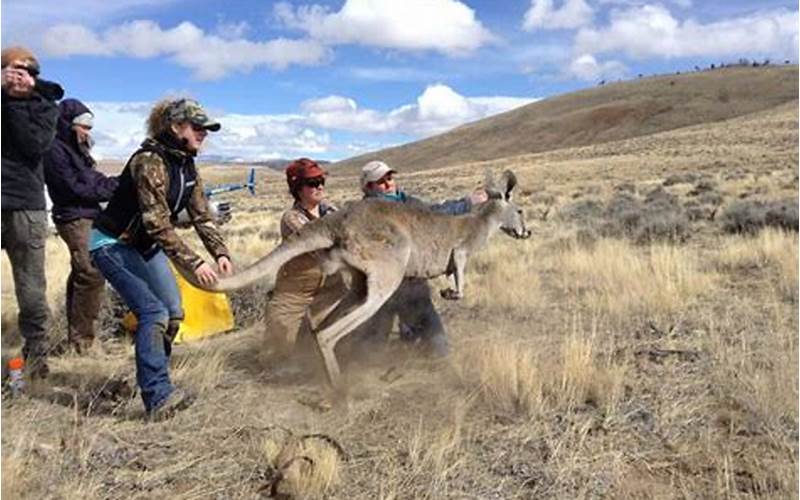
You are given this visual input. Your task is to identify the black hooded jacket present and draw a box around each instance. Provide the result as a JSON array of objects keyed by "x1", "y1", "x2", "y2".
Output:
[
  {"x1": 43, "y1": 98, "x2": 118, "y2": 223},
  {"x1": 1, "y1": 79, "x2": 63, "y2": 211}
]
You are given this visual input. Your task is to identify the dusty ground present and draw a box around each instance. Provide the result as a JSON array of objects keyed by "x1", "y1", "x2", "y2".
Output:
[{"x1": 1, "y1": 100, "x2": 797, "y2": 499}]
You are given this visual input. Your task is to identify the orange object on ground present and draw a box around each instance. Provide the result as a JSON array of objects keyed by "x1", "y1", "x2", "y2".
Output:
[{"x1": 8, "y1": 357, "x2": 24, "y2": 370}]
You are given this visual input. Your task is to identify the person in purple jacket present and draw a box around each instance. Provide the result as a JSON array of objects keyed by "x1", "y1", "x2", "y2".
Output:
[{"x1": 44, "y1": 98, "x2": 118, "y2": 354}]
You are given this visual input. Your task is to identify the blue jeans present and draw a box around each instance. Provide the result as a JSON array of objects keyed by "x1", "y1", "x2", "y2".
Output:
[{"x1": 91, "y1": 244, "x2": 183, "y2": 412}]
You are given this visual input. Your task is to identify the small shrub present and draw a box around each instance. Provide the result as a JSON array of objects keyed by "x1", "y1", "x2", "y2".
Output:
[
  {"x1": 684, "y1": 200, "x2": 715, "y2": 222},
  {"x1": 719, "y1": 199, "x2": 799, "y2": 234},
  {"x1": 557, "y1": 199, "x2": 604, "y2": 224},
  {"x1": 688, "y1": 179, "x2": 718, "y2": 196},
  {"x1": 603, "y1": 192, "x2": 643, "y2": 236},
  {"x1": 601, "y1": 190, "x2": 689, "y2": 243},
  {"x1": 719, "y1": 201, "x2": 767, "y2": 234},
  {"x1": 614, "y1": 182, "x2": 636, "y2": 194},
  {"x1": 698, "y1": 190, "x2": 724, "y2": 207},
  {"x1": 634, "y1": 210, "x2": 689, "y2": 244},
  {"x1": 643, "y1": 186, "x2": 679, "y2": 208},
  {"x1": 663, "y1": 172, "x2": 698, "y2": 186},
  {"x1": 764, "y1": 200, "x2": 799, "y2": 231}
]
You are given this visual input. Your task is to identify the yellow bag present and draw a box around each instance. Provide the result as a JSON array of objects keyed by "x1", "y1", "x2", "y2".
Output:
[{"x1": 121, "y1": 264, "x2": 234, "y2": 344}]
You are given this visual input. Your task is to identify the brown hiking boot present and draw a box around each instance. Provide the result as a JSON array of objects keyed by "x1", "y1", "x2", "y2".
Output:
[{"x1": 148, "y1": 388, "x2": 196, "y2": 421}]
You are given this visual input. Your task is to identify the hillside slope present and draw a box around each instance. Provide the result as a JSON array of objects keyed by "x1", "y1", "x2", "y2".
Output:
[{"x1": 332, "y1": 65, "x2": 798, "y2": 174}]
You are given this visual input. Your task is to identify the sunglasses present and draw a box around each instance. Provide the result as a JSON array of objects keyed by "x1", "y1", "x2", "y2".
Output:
[
  {"x1": 191, "y1": 124, "x2": 208, "y2": 132},
  {"x1": 303, "y1": 177, "x2": 326, "y2": 188}
]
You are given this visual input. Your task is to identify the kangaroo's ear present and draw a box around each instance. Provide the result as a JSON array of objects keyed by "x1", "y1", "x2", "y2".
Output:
[
  {"x1": 500, "y1": 170, "x2": 517, "y2": 201},
  {"x1": 484, "y1": 168, "x2": 503, "y2": 200}
]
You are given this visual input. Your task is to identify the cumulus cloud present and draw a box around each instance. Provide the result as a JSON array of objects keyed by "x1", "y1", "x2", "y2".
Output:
[
  {"x1": 568, "y1": 54, "x2": 628, "y2": 81},
  {"x1": 575, "y1": 5, "x2": 799, "y2": 60},
  {"x1": 86, "y1": 86, "x2": 537, "y2": 160},
  {"x1": 522, "y1": 0, "x2": 594, "y2": 31},
  {"x1": 41, "y1": 20, "x2": 330, "y2": 80},
  {"x1": 274, "y1": 0, "x2": 495, "y2": 55},
  {"x1": 304, "y1": 84, "x2": 538, "y2": 136}
]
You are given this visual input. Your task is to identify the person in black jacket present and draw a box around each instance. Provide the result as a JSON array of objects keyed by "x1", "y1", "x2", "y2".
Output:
[
  {"x1": 1, "y1": 46, "x2": 64, "y2": 378},
  {"x1": 44, "y1": 99, "x2": 118, "y2": 354}
]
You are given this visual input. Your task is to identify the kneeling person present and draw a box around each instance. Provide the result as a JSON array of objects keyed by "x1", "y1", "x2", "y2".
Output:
[{"x1": 358, "y1": 160, "x2": 488, "y2": 356}]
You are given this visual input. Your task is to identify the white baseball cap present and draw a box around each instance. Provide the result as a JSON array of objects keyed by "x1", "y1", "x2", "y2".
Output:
[{"x1": 360, "y1": 160, "x2": 396, "y2": 189}]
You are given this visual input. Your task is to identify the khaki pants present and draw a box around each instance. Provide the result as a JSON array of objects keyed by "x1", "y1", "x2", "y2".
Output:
[
  {"x1": 56, "y1": 218, "x2": 107, "y2": 351},
  {"x1": 264, "y1": 255, "x2": 347, "y2": 357}
]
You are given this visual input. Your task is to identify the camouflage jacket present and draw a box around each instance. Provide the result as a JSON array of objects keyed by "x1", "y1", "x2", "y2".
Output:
[
  {"x1": 280, "y1": 200, "x2": 337, "y2": 240},
  {"x1": 95, "y1": 137, "x2": 228, "y2": 271}
]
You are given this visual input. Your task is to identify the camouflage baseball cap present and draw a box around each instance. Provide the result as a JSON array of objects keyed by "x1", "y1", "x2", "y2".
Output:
[{"x1": 166, "y1": 98, "x2": 221, "y2": 132}]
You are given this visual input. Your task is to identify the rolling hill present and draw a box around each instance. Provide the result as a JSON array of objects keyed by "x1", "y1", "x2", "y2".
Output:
[{"x1": 331, "y1": 65, "x2": 798, "y2": 174}]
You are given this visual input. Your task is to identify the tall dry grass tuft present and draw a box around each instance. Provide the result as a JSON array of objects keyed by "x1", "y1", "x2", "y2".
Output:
[
  {"x1": 715, "y1": 228, "x2": 799, "y2": 302},
  {"x1": 172, "y1": 344, "x2": 229, "y2": 393},
  {"x1": 456, "y1": 320, "x2": 627, "y2": 418},
  {"x1": 464, "y1": 237, "x2": 544, "y2": 313},
  {"x1": 392, "y1": 399, "x2": 469, "y2": 497},
  {"x1": 262, "y1": 434, "x2": 342, "y2": 498},
  {"x1": 550, "y1": 238, "x2": 716, "y2": 321},
  {"x1": 2, "y1": 430, "x2": 35, "y2": 498},
  {"x1": 456, "y1": 340, "x2": 544, "y2": 416}
]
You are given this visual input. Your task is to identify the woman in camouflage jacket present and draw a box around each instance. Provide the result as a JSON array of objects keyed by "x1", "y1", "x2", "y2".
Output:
[{"x1": 89, "y1": 98, "x2": 232, "y2": 417}]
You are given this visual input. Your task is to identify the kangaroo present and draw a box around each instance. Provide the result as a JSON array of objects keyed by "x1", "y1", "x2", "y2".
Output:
[{"x1": 185, "y1": 170, "x2": 530, "y2": 386}]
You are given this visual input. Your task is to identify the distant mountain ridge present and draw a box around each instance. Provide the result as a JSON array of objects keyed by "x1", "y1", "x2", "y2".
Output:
[
  {"x1": 331, "y1": 65, "x2": 798, "y2": 174},
  {"x1": 197, "y1": 157, "x2": 331, "y2": 171}
]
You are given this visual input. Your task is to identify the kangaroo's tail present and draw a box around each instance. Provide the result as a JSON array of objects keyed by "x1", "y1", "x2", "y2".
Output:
[{"x1": 179, "y1": 228, "x2": 335, "y2": 292}]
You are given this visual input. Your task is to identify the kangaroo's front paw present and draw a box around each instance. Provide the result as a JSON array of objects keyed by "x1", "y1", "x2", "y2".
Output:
[{"x1": 440, "y1": 288, "x2": 462, "y2": 300}]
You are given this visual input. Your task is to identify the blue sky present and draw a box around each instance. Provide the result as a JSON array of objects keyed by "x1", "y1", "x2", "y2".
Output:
[{"x1": 3, "y1": 0, "x2": 797, "y2": 161}]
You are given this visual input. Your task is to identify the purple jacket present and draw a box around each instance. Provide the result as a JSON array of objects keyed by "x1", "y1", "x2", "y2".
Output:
[{"x1": 44, "y1": 98, "x2": 118, "y2": 224}]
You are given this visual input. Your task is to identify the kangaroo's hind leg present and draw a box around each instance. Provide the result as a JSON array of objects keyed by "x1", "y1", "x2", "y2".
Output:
[{"x1": 314, "y1": 261, "x2": 406, "y2": 388}]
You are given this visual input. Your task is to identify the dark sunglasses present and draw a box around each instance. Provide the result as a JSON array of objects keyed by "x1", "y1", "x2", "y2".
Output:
[
  {"x1": 303, "y1": 177, "x2": 326, "y2": 188},
  {"x1": 191, "y1": 124, "x2": 208, "y2": 132}
]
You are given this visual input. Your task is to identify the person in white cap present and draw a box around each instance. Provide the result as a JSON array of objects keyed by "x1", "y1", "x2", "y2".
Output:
[
  {"x1": 357, "y1": 160, "x2": 488, "y2": 356},
  {"x1": 360, "y1": 160, "x2": 487, "y2": 213},
  {"x1": 44, "y1": 98, "x2": 119, "y2": 354}
]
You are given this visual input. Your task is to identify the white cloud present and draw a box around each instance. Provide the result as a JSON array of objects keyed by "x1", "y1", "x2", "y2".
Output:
[
  {"x1": 214, "y1": 20, "x2": 251, "y2": 40},
  {"x1": 1, "y1": 0, "x2": 175, "y2": 48},
  {"x1": 304, "y1": 84, "x2": 538, "y2": 136},
  {"x1": 523, "y1": 0, "x2": 594, "y2": 31},
  {"x1": 568, "y1": 54, "x2": 628, "y2": 81},
  {"x1": 41, "y1": 20, "x2": 331, "y2": 80},
  {"x1": 85, "y1": 86, "x2": 537, "y2": 160},
  {"x1": 275, "y1": 0, "x2": 495, "y2": 55},
  {"x1": 347, "y1": 66, "x2": 447, "y2": 82},
  {"x1": 575, "y1": 5, "x2": 799, "y2": 60}
]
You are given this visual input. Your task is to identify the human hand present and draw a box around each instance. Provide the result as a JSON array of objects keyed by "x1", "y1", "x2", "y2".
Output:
[
  {"x1": 469, "y1": 188, "x2": 489, "y2": 205},
  {"x1": 194, "y1": 262, "x2": 219, "y2": 286},
  {"x1": 217, "y1": 256, "x2": 233, "y2": 275},
  {"x1": 1, "y1": 66, "x2": 35, "y2": 97}
]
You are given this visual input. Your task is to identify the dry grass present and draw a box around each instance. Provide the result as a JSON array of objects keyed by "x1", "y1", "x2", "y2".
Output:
[
  {"x1": 715, "y1": 228, "x2": 799, "y2": 302},
  {"x1": 455, "y1": 318, "x2": 628, "y2": 419},
  {"x1": 463, "y1": 237, "x2": 544, "y2": 313},
  {"x1": 2, "y1": 93, "x2": 797, "y2": 498},
  {"x1": 548, "y1": 238, "x2": 717, "y2": 321}
]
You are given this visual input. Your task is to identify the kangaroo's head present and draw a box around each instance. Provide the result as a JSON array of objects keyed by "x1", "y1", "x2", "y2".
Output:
[{"x1": 484, "y1": 170, "x2": 531, "y2": 240}]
